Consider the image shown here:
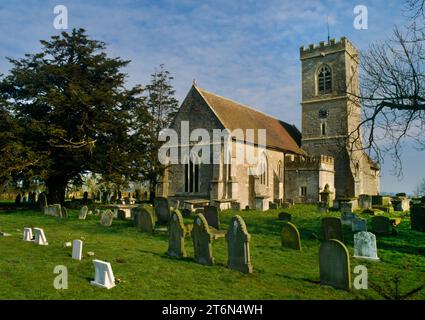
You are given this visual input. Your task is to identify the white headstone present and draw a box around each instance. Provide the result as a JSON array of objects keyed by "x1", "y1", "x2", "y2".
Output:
[
  {"x1": 91, "y1": 259, "x2": 115, "y2": 289},
  {"x1": 353, "y1": 231, "x2": 379, "y2": 261},
  {"x1": 23, "y1": 228, "x2": 33, "y2": 241},
  {"x1": 79, "y1": 206, "x2": 88, "y2": 220},
  {"x1": 72, "y1": 240, "x2": 83, "y2": 260},
  {"x1": 33, "y1": 228, "x2": 48, "y2": 245}
]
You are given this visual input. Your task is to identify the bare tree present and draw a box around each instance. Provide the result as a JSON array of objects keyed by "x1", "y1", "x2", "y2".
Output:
[{"x1": 349, "y1": 0, "x2": 425, "y2": 177}]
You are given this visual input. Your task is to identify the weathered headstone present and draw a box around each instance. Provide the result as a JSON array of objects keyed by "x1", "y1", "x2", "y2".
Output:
[
  {"x1": 411, "y1": 205, "x2": 425, "y2": 232},
  {"x1": 91, "y1": 260, "x2": 115, "y2": 289},
  {"x1": 317, "y1": 202, "x2": 328, "y2": 213},
  {"x1": 154, "y1": 197, "x2": 171, "y2": 224},
  {"x1": 351, "y1": 217, "x2": 367, "y2": 232},
  {"x1": 371, "y1": 216, "x2": 392, "y2": 236},
  {"x1": 281, "y1": 222, "x2": 301, "y2": 250},
  {"x1": 79, "y1": 206, "x2": 88, "y2": 220},
  {"x1": 278, "y1": 212, "x2": 292, "y2": 221},
  {"x1": 133, "y1": 206, "x2": 156, "y2": 233},
  {"x1": 340, "y1": 203, "x2": 355, "y2": 226},
  {"x1": 23, "y1": 228, "x2": 33, "y2": 241},
  {"x1": 72, "y1": 240, "x2": 83, "y2": 260},
  {"x1": 167, "y1": 210, "x2": 187, "y2": 258},
  {"x1": 226, "y1": 215, "x2": 253, "y2": 274},
  {"x1": 117, "y1": 209, "x2": 126, "y2": 220},
  {"x1": 100, "y1": 210, "x2": 114, "y2": 227},
  {"x1": 321, "y1": 217, "x2": 343, "y2": 241},
  {"x1": 204, "y1": 206, "x2": 220, "y2": 230},
  {"x1": 353, "y1": 231, "x2": 379, "y2": 260},
  {"x1": 358, "y1": 194, "x2": 372, "y2": 210},
  {"x1": 82, "y1": 191, "x2": 89, "y2": 205},
  {"x1": 269, "y1": 202, "x2": 278, "y2": 210},
  {"x1": 15, "y1": 193, "x2": 21, "y2": 205},
  {"x1": 191, "y1": 214, "x2": 214, "y2": 265},
  {"x1": 44, "y1": 204, "x2": 62, "y2": 217},
  {"x1": 33, "y1": 228, "x2": 48, "y2": 245},
  {"x1": 319, "y1": 239, "x2": 351, "y2": 290},
  {"x1": 61, "y1": 206, "x2": 68, "y2": 219}
]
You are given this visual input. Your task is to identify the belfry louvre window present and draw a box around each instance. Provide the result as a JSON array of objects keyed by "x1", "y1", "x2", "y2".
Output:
[
  {"x1": 184, "y1": 160, "x2": 200, "y2": 193},
  {"x1": 318, "y1": 66, "x2": 332, "y2": 94}
]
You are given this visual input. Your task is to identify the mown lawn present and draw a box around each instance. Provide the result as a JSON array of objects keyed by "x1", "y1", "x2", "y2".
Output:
[{"x1": 0, "y1": 204, "x2": 424, "y2": 300}]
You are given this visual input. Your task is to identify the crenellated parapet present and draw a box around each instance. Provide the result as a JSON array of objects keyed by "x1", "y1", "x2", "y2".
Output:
[
  {"x1": 300, "y1": 37, "x2": 358, "y2": 60},
  {"x1": 285, "y1": 155, "x2": 334, "y2": 171}
]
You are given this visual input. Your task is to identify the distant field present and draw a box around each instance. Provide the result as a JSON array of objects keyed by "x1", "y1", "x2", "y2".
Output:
[{"x1": 0, "y1": 204, "x2": 424, "y2": 300}]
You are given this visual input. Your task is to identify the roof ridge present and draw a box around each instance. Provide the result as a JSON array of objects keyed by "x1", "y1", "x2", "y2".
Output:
[{"x1": 195, "y1": 85, "x2": 294, "y2": 126}]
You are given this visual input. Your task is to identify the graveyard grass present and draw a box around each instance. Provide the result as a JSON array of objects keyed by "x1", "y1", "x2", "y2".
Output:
[{"x1": 1, "y1": 205, "x2": 425, "y2": 300}]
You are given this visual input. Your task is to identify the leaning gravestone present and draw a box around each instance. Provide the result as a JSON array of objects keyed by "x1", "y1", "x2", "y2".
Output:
[
  {"x1": 351, "y1": 217, "x2": 367, "y2": 232},
  {"x1": 91, "y1": 260, "x2": 115, "y2": 289},
  {"x1": 226, "y1": 215, "x2": 253, "y2": 274},
  {"x1": 23, "y1": 228, "x2": 33, "y2": 242},
  {"x1": 204, "y1": 206, "x2": 220, "y2": 230},
  {"x1": 278, "y1": 212, "x2": 292, "y2": 221},
  {"x1": 134, "y1": 206, "x2": 156, "y2": 234},
  {"x1": 192, "y1": 214, "x2": 215, "y2": 265},
  {"x1": 167, "y1": 210, "x2": 187, "y2": 258},
  {"x1": 79, "y1": 206, "x2": 88, "y2": 220},
  {"x1": 322, "y1": 217, "x2": 343, "y2": 241},
  {"x1": 319, "y1": 239, "x2": 351, "y2": 291},
  {"x1": 154, "y1": 197, "x2": 171, "y2": 224},
  {"x1": 34, "y1": 228, "x2": 48, "y2": 245},
  {"x1": 371, "y1": 216, "x2": 392, "y2": 236},
  {"x1": 44, "y1": 204, "x2": 62, "y2": 217},
  {"x1": 100, "y1": 210, "x2": 114, "y2": 227},
  {"x1": 281, "y1": 222, "x2": 301, "y2": 250},
  {"x1": 411, "y1": 205, "x2": 425, "y2": 232},
  {"x1": 61, "y1": 207, "x2": 68, "y2": 219},
  {"x1": 353, "y1": 231, "x2": 379, "y2": 260},
  {"x1": 72, "y1": 240, "x2": 83, "y2": 260}
]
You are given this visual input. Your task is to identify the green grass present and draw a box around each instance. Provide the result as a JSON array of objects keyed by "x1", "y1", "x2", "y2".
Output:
[{"x1": 0, "y1": 204, "x2": 425, "y2": 300}]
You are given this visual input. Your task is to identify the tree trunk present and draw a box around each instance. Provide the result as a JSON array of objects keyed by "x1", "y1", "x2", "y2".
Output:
[
  {"x1": 149, "y1": 182, "x2": 156, "y2": 204},
  {"x1": 46, "y1": 176, "x2": 68, "y2": 205}
]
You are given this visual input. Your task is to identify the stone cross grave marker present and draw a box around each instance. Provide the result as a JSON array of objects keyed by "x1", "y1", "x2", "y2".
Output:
[
  {"x1": 100, "y1": 210, "x2": 114, "y2": 227},
  {"x1": 154, "y1": 197, "x2": 171, "y2": 225},
  {"x1": 281, "y1": 222, "x2": 302, "y2": 250},
  {"x1": 79, "y1": 206, "x2": 88, "y2": 220},
  {"x1": 319, "y1": 239, "x2": 351, "y2": 291},
  {"x1": 72, "y1": 240, "x2": 83, "y2": 260},
  {"x1": 23, "y1": 228, "x2": 33, "y2": 242},
  {"x1": 191, "y1": 214, "x2": 214, "y2": 265},
  {"x1": 353, "y1": 231, "x2": 379, "y2": 260},
  {"x1": 322, "y1": 217, "x2": 343, "y2": 241},
  {"x1": 91, "y1": 260, "x2": 115, "y2": 289},
  {"x1": 226, "y1": 215, "x2": 253, "y2": 274},
  {"x1": 167, "y1": 210, "x2": 187, "y2": 258},
  {"x1": 33, "y1": 228, "x2": 48, "y2": 245}
]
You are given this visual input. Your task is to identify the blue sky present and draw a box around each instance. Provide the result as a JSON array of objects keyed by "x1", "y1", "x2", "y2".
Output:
[{"x1": 0, "y1": 0, "x2": 423, "y2": 193}]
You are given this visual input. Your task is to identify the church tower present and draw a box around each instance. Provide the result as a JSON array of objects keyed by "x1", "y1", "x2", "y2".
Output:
[{"x1": 299, "y1": 37, "x2": 379, "y2": 198}]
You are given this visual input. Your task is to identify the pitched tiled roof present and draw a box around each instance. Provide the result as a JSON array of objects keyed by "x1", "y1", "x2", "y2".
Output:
[{"x1": 195, "y1": 85, "x2": 304, "y2": 155}]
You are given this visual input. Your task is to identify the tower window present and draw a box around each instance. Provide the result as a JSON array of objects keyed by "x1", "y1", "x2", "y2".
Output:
[
  {"x1": 300, "y1": 186, "x2": 307, "y2": 197},
  {"x1": 184, "y1": 157, "x2": 200, "y2": 193},
  {"x1": 318, "y1": 66, "x2": 332, "y2": 94},
  {"x1": 321, "y1": 122, "x2": 327, "y2": 136}
]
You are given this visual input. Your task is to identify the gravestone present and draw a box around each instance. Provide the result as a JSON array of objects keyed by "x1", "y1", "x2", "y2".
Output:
[
  {"x1": 226, "y1": 215, "x2": 253, "y2": 274},
  {"x1": 411, "y1": 205, "x2": 425, "y2": 232},
  {"x1": 317, "y1": 202, "x2": 328, "y2": 213},
  {"x1": 281, "y1": 222, "x2": 301, "y2": 250},
  {"x1": 44, "y1": 204, "x2": 62, "y2": 217},
  {"x1": 278, "y1": 212, "x2": 292, "y2": 221},
  {"x1": 100, "y1": 210, "x2": 114, "y2": 227},
  {"x1": 154, "y1": 197, "x2": 171, "y2": 224},
  {"x1": 15, "y1": 193, "x2": 21, "y2": 205},
  {"x1": 23, "y1": 228, "x2": 33, "y2": 241},
  {"x1": 167, "y1": 210, "x2": 187, "y2": 258},
  {"x1": 340, "y1": 203, "x2": 355, "y2": 226},
  {"x1": 82, "y1": 192, "x2": 89, "y2": 205},
  {"x1": 269, "y1": 202, "x2": 278, "y2": 210},
  {"x1": 134, "y1": 206, "x2": 156, "y2": 233},
  {"x1": 358, "y1": 194, "x2": 372, "y2": 210},
  {"x1": 61, "y1": 207, "x2": 68, "y2": 219},
  {"x1": 351, "y1": 217, "x2": 367, "y2": 232},
  {"x1": 371, "y1": 216, "x2": 392, "y2": 236},
  {"x1": 79, "y1": 206, "x2": 88, "y2": 220},
  {"x1": 34, "y1": 228, "x2": 48, "y2": 245},
  {"x1": 204, "y1": 206, "x2": 220, "y2": 230},
  {"x1": 182, "y1": 208, "x2": 191, "y2": 217},
  {"x1": 72, "y1": 240, "x2": 83, "y2": 260},
  {"x1": 319, "y1": 239, "x2": 351, "y2": 290},
  {"x1": 28, "y1": 192, "x2": 36, "y2": 208},
  {"x1": 353, "y1": 231, "x2": 379, "y2": 260},
  {"x1": 191, "y1": 214, "x2": 214, "y2": 265},
  {"x1": 91, "y1": 260, "x2": 115, "y2": 289},
  {"x1": 117, "y1": 210, "x2": 126, "y2": 220},
  {"x1": 321, "y1": 217, "x2": 343, "y2": 241}
]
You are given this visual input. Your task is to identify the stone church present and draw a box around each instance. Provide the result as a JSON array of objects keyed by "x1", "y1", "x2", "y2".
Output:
[{"x1": 157, "y1": 37, "x2": 380, "y2": 211}]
